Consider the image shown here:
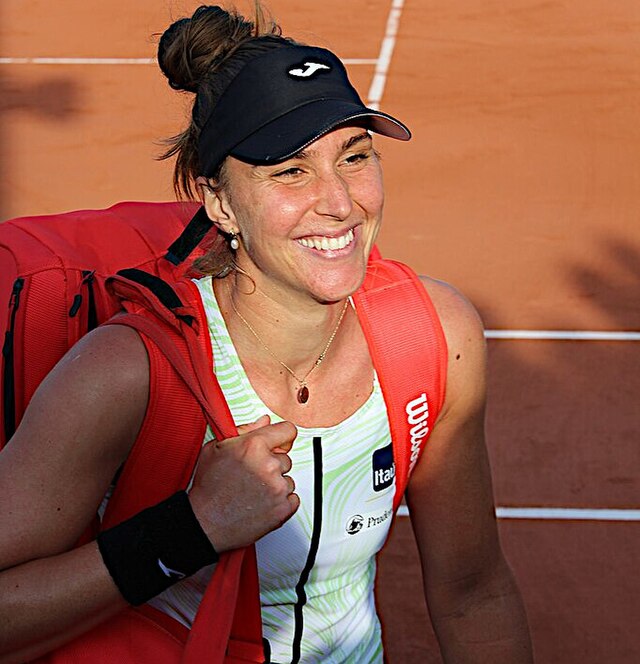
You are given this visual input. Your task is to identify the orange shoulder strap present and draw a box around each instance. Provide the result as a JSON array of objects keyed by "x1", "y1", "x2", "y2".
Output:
[{"x1": 352, "y1": 258, "x2": 448, "y2": 511}]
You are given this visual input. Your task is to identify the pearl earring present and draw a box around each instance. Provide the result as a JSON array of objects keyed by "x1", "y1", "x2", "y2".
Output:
[{"x1": 229, "y1": 233, "x2": 240, "y2": 250}]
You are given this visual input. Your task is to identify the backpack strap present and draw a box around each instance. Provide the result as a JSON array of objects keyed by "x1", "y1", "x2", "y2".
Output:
[
  {"x1": 352, "y1": 258, "x2": 448, "y2": 511},
  {"x1": 103, "y1": 272, "x2": 264, "y2": 663},
  {"x1": 100, "y1": 257, "x2": 445, "y2": 658},
  {"x1": 98, "y1": 268, "x2": 214, "y2": 523},
  {"x1": 164, "y1": 206, "x2": 214, "y2": 267},
  {"x1": 98, "y1": 325, "x2": 207, "y2": 525}
]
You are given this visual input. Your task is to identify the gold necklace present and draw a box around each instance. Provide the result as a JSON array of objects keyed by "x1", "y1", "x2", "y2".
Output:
[{"x1": 227, "y1": 285, "x2": 349, "y2": 404}]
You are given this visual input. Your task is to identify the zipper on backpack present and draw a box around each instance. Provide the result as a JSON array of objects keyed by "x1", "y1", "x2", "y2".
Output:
[
  {"x1": 69, "y1": 272, "x2": 97, "y2": 331},
  {"x1": 68, "y1": 294, "x2": 83, "y2": 317},
  {"x1": 2, "y1": 278, "x2": 24, "y2": 443},
  {"x1": 82, "y1": 271, "x2": 98, "y2": 331}
]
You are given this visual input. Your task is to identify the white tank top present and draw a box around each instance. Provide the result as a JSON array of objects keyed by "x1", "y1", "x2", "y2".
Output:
[{"x1": 149, "y1": 277, "x2": 396, "y2": 663}]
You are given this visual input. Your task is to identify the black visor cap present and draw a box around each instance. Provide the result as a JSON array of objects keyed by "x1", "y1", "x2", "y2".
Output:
[{"x1": 198, "y1": 45, "x2": 411, "y2": 176}]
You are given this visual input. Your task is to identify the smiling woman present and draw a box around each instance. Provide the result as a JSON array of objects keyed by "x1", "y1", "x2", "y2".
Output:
[
  {"x1": 203, "y1": 127, "x2": 385, "y2": 307},
  {"x1": 0, "y1": 3, "x2": 533, "y2": 664}
]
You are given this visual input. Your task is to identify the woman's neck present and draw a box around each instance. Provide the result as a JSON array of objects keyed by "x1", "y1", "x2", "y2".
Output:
[
  {"x1": 211, "y1": 272, "x2": 374, "y2": 426},
  {"x1": 214, "y1": 273, "x2": 350, "y2": 377}
]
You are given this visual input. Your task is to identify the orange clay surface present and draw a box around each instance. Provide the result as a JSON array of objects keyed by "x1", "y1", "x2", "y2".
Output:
[{"x1": 1, "y1": 1, "x2": 639, "y2": 662}]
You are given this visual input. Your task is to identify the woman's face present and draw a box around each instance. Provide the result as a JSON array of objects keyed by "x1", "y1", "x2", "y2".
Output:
[{"x1": 210, "y1": 125, "x2": 385, "y2": 304}]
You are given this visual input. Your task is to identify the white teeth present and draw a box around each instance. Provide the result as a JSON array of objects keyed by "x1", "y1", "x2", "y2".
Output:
[{"x1": 298, "y1": 228, "x2": 354, "y2": 251}]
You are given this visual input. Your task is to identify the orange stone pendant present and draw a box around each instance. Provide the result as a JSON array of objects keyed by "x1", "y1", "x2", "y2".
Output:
[{"x1": 297, "y1": 385, "x2": 309, "y2": 404}]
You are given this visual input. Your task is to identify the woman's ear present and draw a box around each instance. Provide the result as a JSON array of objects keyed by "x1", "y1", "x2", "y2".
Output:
[{"x1": 195, "y1": 176, "x2": 236, "y2": 234}]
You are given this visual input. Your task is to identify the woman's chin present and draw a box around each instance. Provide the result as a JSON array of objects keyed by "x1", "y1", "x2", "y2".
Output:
[{"x1": 304, "y1": 269, "x2": 367, "y2": 304}]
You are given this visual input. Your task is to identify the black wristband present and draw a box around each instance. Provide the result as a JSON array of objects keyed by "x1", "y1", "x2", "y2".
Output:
[{"x1": 97, "y1": 490, "x2": 218, "y2": 606}]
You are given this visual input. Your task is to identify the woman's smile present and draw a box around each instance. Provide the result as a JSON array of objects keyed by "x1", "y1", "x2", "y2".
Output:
[{"x1": 296, "y1": 227, "x2": 355, "y2": 253}]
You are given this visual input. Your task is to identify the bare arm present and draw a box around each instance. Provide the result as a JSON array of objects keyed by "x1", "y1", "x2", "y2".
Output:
[
  {"x1": 0, "y1": 325, "x2": 149, "y2": 662},
  {"x1": 406, "y1": 278, "x2": 533, "y2": 663},
  {"x1": 0, "y1": 323, "x2": 299, "y2": 663}
]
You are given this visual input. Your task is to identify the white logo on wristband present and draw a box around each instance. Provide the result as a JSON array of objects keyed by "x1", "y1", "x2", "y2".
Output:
[{"x1": 157, "y1": 558, "x2": 186, "y2": 580}]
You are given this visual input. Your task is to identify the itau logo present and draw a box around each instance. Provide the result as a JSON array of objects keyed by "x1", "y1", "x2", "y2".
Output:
[
  {"x1": 372, "y1": 443, "x2": 395, "y2": 492},
  {"x1": 288, "y1": 61, "x2": 331, "y2": 79}
]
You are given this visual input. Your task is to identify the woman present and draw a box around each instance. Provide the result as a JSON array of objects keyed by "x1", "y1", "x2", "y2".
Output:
[{"x1": 0, "y1": 4, "x2": 533, "y2": 663}]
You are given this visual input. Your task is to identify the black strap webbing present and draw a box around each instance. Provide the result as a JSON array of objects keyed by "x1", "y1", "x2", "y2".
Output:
[
  {"x1": 116, "y1": 268, "x2": 195, "y2": 326},
  {"x1": 165, "y1": 206, "x2": 213, "y2": 266}
]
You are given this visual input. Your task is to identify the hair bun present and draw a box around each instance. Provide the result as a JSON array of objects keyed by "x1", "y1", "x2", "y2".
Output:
[
  {"x1": 157, "y1": 17, "x2": 196, "y2": 92},
  {"x1": 157, "y1": 5, "x2": 259, "y2": 93}
]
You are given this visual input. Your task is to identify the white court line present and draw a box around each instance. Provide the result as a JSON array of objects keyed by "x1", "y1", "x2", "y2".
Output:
[
  {"x1": 485, "y1": 330, "x2": 640, "y2": 341},
  {"x1": 367, "y1": 0, "x2": 404, "y2": 108},
  {"x1": 0, "y1": 57, "x2": 156, "y2": 65},
  {"x1": 495, "y1": 508, "x2": 640, "y2": 521},
  {"x1": 396, "y1": 505, "x2": 640, "y2": 521},
  {"x1": 0, "y1": 57, "x2": 376, "y2": 66}
]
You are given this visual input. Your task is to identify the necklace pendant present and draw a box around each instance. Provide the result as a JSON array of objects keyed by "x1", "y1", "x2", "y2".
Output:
[{"x1": 297, "y1": 385, "x2": 310, "y2": 404}]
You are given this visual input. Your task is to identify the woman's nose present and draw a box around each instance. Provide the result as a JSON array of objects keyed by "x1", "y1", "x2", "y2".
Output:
[{"x1": 313, "y1": 170, "x2": 353, "y2": 221}]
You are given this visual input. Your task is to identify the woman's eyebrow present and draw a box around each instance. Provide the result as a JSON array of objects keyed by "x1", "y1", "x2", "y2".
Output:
[
  {"x1": 342, "y1": 132, "x2": 372, "y2": 151},
  {"x1": 292, "y1": 132, "x2": 373, "y2": 161}
]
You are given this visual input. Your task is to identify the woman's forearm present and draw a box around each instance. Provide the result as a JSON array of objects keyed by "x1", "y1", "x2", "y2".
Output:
[
  {"x1": 429, "y1": 563, "x2": 534, "y2": 664},
  {"x1": 0, "y1": 542, "x2": 125, "y2": 663}
]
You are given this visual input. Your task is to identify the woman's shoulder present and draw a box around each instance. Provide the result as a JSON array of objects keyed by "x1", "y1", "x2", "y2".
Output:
[
  {"x1": 0, "y1": 323, "x2": 151, "y2": 567},
  {"x1": 58, "y1": 322, "x2": 151, "y2": 394},
  {"x1": 417, "y1": 275, "x2": 487, "y2": 415},
  {"x1": 418, "y1": 275, "x2": 485, "y2": 349},
  {"x1": 28, "y1": 322, "x2": 150, "y2": 448},
  {"x1": 12, "y1": 321, "x2": 151, "y2": 469}
]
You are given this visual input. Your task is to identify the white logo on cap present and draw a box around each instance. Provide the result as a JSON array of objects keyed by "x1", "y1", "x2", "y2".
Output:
[{"x1": 288, "y1": 62, "x2": 331, "y2": 78}]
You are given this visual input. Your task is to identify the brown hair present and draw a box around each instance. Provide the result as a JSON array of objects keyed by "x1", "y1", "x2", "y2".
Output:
[
  {"x1": 157, "y1": 3, "x2": 296, "y2": 199},
  {"x1": 157, "y1": 3, "x2": 301, "y2": 277}
]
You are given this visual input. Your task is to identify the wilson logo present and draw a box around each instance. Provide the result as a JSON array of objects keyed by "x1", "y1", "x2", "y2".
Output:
[
  {"x1": 288, "y1": 61, "x2": 331, "y2": 78},
  {"x1": 405, "y1": 393, "x2": 430, "y2": 473}
]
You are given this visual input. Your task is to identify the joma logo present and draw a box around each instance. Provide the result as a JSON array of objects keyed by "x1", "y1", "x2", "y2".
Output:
[{"x1": 288, "y1": 61, "x2": 331, "y2": 78}]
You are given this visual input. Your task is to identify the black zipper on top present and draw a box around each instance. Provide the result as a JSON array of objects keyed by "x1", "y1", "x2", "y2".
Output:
[
  {"x1": 69, "y1": 272, "x2": 97, "y2": 330},
  {"x1": 2, "y1": 278, "x2": 24, "y2": 442},
  {"x1": 68, "y1": 294, "x2": 83, "y2": 317},
  {"x1": 82, "y1": 271, "x2": 98, "y2": 331},
  {"x1": 291, "y1": 436, "x2": 323, "y2": 664}
]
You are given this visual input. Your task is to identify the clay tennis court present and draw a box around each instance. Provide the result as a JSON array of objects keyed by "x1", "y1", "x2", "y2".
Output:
[{"x1": 1, "y1": 1, "x2": 639, "y2": 661}]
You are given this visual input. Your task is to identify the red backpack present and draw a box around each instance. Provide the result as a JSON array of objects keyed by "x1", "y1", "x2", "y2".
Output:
[
  {"x1": 0, "y1": 202, "x2": 447, "y2": 662},
  {"x1": 0, "y1": 200, "x2": 210, "y2": 448}
]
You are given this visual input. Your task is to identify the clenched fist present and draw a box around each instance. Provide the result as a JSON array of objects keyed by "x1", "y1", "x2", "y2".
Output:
[{"x1": 188, "y1": 415, "x2": 299, "y2": 552}]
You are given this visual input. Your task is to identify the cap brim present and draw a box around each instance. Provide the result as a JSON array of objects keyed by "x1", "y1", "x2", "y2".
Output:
[{"x1": 230, "y1": 99, "x2": 411, "y2": 164}]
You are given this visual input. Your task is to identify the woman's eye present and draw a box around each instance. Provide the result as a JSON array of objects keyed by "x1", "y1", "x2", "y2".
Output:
[
  {"x1": 274, "y1": 167, "x2": 303, "y2": 178},
  {"x1": 344, "y1": 152, "x2": 370, "y2": 165}
]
